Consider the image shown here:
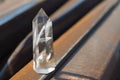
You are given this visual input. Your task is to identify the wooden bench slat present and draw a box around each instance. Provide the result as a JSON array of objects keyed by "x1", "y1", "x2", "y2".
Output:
[{"x1": 52, "y1": 0, "x2": 120, "y2": 80}]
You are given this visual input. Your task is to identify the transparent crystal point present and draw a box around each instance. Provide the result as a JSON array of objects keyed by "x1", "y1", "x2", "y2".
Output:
[{"x1": 32, "y1": 8, "x2": 56, "y2": 74}]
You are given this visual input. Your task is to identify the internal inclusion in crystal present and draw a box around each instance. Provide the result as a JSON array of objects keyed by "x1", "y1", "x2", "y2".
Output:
[{"x1": 32, "y1": 8, "x2": 56, "y2": 74}]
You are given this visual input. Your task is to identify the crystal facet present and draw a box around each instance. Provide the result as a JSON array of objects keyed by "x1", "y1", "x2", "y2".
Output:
[{"x1": 32, "y1": 8, "x2": 56, "y2": 74}]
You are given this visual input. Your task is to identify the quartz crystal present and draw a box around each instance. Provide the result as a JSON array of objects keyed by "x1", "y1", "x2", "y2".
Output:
[{"x1": 32, "y1": 8, "x2": 56, "y2": 74}]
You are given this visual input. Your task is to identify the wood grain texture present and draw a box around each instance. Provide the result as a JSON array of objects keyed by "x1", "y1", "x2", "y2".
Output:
[{"x1": 52, "y1": 0, "x2": 120, "y2": 80}]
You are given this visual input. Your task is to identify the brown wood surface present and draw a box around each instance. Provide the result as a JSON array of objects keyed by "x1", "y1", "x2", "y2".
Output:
[
  {"x1": 52, "y1": 0, "x2": 120, "y2": 80},
  {"x1": 10, "y1": 0, "x2": 118, "y2": 80}
]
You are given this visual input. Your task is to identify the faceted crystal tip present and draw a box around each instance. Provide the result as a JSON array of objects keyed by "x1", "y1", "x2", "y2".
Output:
[
  {"x1": 33, "y1": 8, "x2": 49, "y2": 24},
  {"x1": 32, "y1": 8, "x2": 56, "y2": 74}
]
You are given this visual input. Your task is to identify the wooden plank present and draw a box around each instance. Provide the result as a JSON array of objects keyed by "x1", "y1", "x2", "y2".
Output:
[
  {"x1": 52, "y1": 0, "x2": 120, "y2": 80},
  {"x1": 10, "y1": 0, "x2": 116, "y2": 80},
  {"x1": 51, "y1": 0, "x2": 102, "y2": 39}
]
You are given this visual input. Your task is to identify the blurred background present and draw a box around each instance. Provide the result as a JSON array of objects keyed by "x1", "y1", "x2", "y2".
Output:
[{"x1": 0, "y1": 0, "x2": 120, "y2": 80}]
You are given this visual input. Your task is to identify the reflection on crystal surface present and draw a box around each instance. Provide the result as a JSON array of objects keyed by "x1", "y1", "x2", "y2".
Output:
[{"x1": 32, "y1": 8, "x2": 55, "y2": 74}]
